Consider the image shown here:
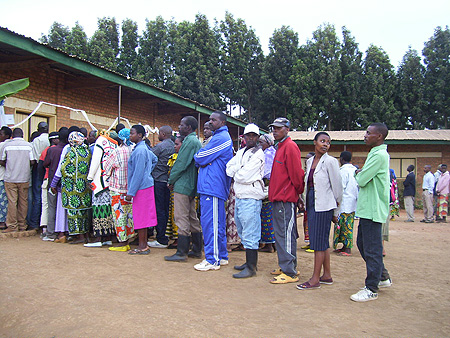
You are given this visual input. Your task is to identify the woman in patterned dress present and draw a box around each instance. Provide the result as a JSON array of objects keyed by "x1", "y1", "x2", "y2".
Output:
[
  {"x1": 85, "y1": 129, "x2": 119, "y2": 247},
  {"x1": 104, "y1": 128, "x2": 134, "y2": 252},
  {"x1": 60, "y1": 131, "x2": 92, "y2": 243}
]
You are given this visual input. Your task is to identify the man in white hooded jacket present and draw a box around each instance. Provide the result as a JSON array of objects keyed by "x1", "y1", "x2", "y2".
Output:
[{"x1": 226, "y1": 123, "x2": 265, "y2": 278}]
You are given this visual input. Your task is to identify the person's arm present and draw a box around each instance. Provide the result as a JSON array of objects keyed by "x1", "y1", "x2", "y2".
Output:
[
  {"x1": 87, "y1": 141, "x2": 103, "y2": 180},
  {"x1": 233, "y1": 150, "x2": 265, "y2": 184},
  {"x1": 194, "y1": 135, "x2": 232, "y2": 167},
  {"x1": 285, "y1": 144, "x2": 305, "y2": 195},
  {"x1": 127, "y1": 152, "x2": 144, "y2": 197},
  {"x1": 403, "y1": 173, "x2": 412, "y2": 188},
  {"x1": 29, "y1": 146, "x2": 36, "y2": 166},
  {"x1": 151, "y1": 143, "x2": 162, "y2": 157},
  {"x1": 168, "y1": 138, "x2": 198, "y2": 184},
  {"x1": 328, "y1": 158, "x2": 343, "y2": 216},
  {"x1": 103, "y1": 149, "x2": 117, "y2": 177},
  {"x1": 225, "y1": 151, "x2": 240, "y2": 178},
  {"x1": 355, "y1": 153, "x2": 381, "y2": 187}
]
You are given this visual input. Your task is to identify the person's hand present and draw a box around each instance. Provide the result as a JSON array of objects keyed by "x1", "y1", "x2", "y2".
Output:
[
  {"x1": 332, "y1": 216, "x2": 338, "y2": 224},
  {"x1": 297, "y1": 196, "x2": 305, "y2": 212},
  {"x1": 125, "y1": 195, "x2": 133, "y2": 202},
  {"x1": 50, "y1": 187, "x2": 57, "y2": 195},
  {"x1": 355, "y1": 169, "x2": 362, "y2": 175},
  {"x1": 168, "y1": 184, "x2": 174, "y2": 191}
]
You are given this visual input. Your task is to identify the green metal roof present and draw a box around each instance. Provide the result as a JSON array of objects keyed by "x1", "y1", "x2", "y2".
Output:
[{"x1": 0, "y1": 27, "x2": 248, "y2": 128}]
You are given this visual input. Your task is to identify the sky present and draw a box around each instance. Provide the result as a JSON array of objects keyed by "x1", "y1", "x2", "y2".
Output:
[{"x1": 1, "y1": 0, "x2": 449, "y2": 67}]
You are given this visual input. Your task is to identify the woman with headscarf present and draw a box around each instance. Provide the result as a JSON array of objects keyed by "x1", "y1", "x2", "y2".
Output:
[
  {"x1": 126, "y1": 125, "x2": 158, "y2": 254},
  {"x1": 104, "y1": 128, "x2": 134, "y2": 252},
  {"x1": 258, "y1": 133, "x2": 277, "y2": 253},
  {"x1": 60, "y1": 131, "x2": 92, "y2": 243},
  {"x1": 85, "y1": 129, "x2": 118, "y2": 247}
]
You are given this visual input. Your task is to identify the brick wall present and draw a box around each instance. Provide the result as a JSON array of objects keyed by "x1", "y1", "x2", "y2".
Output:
[{"x1": 0, "y1": 67, "x2": 214, "y2": 146}]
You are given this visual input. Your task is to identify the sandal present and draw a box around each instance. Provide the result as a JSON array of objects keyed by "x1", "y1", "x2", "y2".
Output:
[
  {"x1": 69, "y1": 238, "x2": 87, "y2": 244},
  {"x1": 231, "y1": 244, "x2": 245, "y2": 251},
  {"x1": 128, "y1": 247, "x2": 151, "y2": 255},
  {"x1": 270, "y1": 273, "x2": 299, "y2": 284},
  {"x1": 319, "y1": 277, "x2": 334, "y2": 285},
  {"x1": 296, "y1": 281, "x2": 321, "y2": 290},
  {"x1": 54, "y1": 236, "x2": 67, "y2": 243},
  {"x1": 259, "y1": 244, "x2": 275, "y2": 253},
  {"x1": 338, "y1": 252, "x2": 352, "y2": 256},
  {"x1": 270, "y1": 268, "x2": 300, "y2": 276}
]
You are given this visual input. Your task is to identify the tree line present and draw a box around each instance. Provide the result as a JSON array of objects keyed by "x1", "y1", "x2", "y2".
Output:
[{"x1": 40, "y1": 14, "x2": 450, "y2": 130}]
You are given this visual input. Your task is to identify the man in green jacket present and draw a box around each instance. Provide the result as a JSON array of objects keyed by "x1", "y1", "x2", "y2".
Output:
[
  {"x1": 350, "y1": 122, "x2": 392, "y2": 302},
  {"x1": 165, "y1": 116, "x2": 202, "y2": 262}
]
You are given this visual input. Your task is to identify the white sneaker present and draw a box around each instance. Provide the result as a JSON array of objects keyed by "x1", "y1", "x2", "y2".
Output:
[
  {"x1": 42, "y1": 236, "x2": 55, "y2": 242},
  {"x1": 84, "y1": 242, "x2": 102, "y2": 248},
  {"x1": 102, "y1": 241, "x2": 113, "y2": 246},
  {"x1": 194, "y1": 259, "x2": 220, "y2": 271},
  {"x1": 147, "y1": 240, "x2": 168, "y2": 248},
  {"x1": 378, "y1": 278, "x2": 392, "y2": 288},
  {"x1": 351, "y1": 287, "x2": 378, "y2": 302},
  {"x1": 220, "y1": 259, "x2": 229, "y2": 266}
]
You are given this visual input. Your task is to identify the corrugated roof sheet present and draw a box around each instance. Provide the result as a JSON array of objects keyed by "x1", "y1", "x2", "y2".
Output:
[{"x1": 290, "y1": 129, "x2": 450, "y2": 141}]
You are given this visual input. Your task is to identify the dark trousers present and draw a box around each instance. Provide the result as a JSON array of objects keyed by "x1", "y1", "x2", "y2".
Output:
[
  {"x1": 154, "y1": 181, "x2": 170, "y2": 245},
  {"x1": 272, "y1": 201, "x2": 299, "y2": 277},
  {"x1": 357, "y1": 218, "x2": 390, "y2": 292},
  {"x1": 28, "y1": 166, "x2": 42, "y2": 229},
  {"x1": 46, "y1": 190, "x2": 57, "y2": 238}
]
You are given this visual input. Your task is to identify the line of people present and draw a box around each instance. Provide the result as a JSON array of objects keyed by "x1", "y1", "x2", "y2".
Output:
[{"x1": 0, "y1": 116, "x2": 396, "y2": 302}]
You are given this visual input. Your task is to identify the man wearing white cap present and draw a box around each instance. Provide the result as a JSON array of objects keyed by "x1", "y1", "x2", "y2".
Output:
[{"x1": 226, "y1": 123, "x2": 265, "y2": 278}]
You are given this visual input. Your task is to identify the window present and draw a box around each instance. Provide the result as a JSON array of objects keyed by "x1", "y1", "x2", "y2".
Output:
[
  {"x1": 390, "y1": 158, "x2": 416, "y2": 178},
  {"x1": 15, "y1": 112, "x2": 49, "y2": 142}
]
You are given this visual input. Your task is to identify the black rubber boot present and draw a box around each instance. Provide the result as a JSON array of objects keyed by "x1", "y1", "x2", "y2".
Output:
[
  {"x1": 164, "y1": 235, "x2": 190, "y2": 262},
  {"x1": 233, "y1": 263, "x2": 247, "y2": 271},
  {"x1": 233, "y1": 249, "x2": 257, "y2": 278},
  {"x1": 188, "y1": 232, "x2": 203, "y2": 258}
]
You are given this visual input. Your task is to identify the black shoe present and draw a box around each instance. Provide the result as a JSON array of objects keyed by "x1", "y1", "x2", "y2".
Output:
[
  {"x1": 188, "y1": 232, "x2": 203, "y2": 258},
  {"x1": 164, "y1": 235, "x2": 190, "y2": 262},
  {"x1": 233, "y1": 249, "x2": 257, "y2": 279}
]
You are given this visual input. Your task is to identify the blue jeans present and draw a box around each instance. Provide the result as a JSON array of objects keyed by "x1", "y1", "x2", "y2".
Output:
[
  {"x1": 357, "y1": 218, "x2": 390, "y2": 292},
  {"x1": 153, "y1": 181, "x2": 170, "y2": 245},
  {"x1": 235, "y1": 198, "x2": 262, "y2": 250}
]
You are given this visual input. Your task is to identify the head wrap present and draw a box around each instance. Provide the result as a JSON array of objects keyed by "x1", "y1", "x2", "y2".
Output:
[
  {"x1": 118, "y1": 128, "x2": 131, "y2": 146},
  {"x1": 259, "y1": 134, "x2": 274, "y2": 146},
  {"x1": 68, "y1": 131, "x2": 85, "y2": 146},
  {"x1": 97, "y1": 129, "x2": 109, "y2": 137}
]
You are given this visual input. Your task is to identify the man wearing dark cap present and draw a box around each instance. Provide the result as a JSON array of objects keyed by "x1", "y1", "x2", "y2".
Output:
[{"x1": 267, "y1": 117, "x2": 305, "y2": 284}]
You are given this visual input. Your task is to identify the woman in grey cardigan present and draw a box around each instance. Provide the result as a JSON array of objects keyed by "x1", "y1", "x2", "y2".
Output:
[{"x1": 297, "y1": 132, "x2": 343, "y2": 290}]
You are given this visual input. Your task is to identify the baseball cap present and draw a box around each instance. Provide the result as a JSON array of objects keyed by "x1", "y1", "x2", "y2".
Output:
[
  {"x1": 48, "y1": 131, "x2": 59, "y2": 140},
  {"x1": 268, "y1": 117, "x2": 290, "y2": 128},
  {"x1": 243, "y1": 123, "x2": 260, "y2": 135}
]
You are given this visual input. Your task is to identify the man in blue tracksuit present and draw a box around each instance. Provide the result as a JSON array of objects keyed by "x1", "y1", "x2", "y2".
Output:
[{"x1": 194, "y1": 111, "x2": 233, "y2": 271}]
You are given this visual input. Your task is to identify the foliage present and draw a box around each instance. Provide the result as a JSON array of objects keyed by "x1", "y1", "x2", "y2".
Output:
[
  {"x1": 39, "y1": 16, "x2": 449, "y2": 130},
  {"x1": 118, "y1": 19, "x2": 139, "y2": 78},
  {"x1": 423, "y1": 26, "x2": 450, "y2": 129}
]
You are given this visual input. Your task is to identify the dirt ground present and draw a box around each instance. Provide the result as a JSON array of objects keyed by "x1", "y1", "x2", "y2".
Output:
[{"x1": 1, "y1": 209, "x2": 449, "y2": 338}]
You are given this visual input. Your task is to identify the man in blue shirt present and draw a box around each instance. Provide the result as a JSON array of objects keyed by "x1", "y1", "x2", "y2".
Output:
[
  {"x1": 421, "y1": 165, "x2": 435, "y2": 223},
  {"x1": 194, "y1": 111, "x2": 233, "y2": 271}
]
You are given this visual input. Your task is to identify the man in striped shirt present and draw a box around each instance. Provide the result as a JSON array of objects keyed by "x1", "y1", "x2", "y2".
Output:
[{"x1": 0, "y1": 128, "x2": 35, "y2": 232}]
